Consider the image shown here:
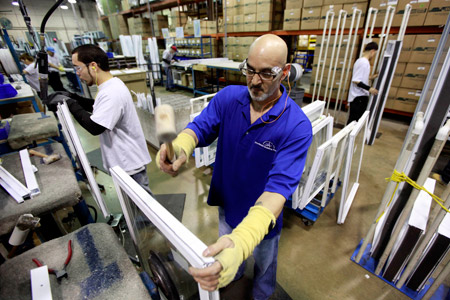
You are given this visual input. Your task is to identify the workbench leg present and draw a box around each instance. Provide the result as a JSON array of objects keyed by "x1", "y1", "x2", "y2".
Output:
[{"x1": 73, "y1": 198, "x2": 94, "y2": 225}]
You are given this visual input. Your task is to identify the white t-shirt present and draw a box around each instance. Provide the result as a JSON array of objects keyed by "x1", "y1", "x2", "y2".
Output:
[
  {"x1": 24, "y1": 62, "x2": 40, "y2": 92},
  {"x1": 47, "y1": 54, "x2": 59, "y2": 72},
  {"x1": 90, "y1": 77, "x2": 151, "y2": 173},
  {"x1": 348, "y1": 57, "x2": 371, "y2": 103},
  {"x1": 162, "y1": 49, "x2": 175, "y2": 68}
]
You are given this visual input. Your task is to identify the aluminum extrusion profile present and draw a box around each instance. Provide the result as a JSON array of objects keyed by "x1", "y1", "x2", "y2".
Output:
[
  {"x1": 19, "y1": 149, "x2": 40, "y2": 197},
  {"x1": 0, "y1": 166, "x2": 31, "y2": 203}
]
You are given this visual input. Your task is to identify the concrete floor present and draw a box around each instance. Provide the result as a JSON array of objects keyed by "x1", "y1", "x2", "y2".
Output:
[{"x1": 69, "y1": 83, "x2": 433, "y2": 300}]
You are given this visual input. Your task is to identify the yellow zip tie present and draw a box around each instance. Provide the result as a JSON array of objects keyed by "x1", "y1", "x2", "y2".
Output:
[{"x1": 376, "y1": 169, "x2": 450, "y2": 223}]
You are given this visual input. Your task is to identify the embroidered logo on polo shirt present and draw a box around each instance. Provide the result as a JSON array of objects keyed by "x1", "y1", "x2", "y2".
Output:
[{"x1": 255, "y1": 141, "x2": 276, "y2": 152}]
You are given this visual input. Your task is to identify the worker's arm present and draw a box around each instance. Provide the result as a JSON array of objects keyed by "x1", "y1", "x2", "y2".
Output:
[
  {"x1": 162, "y1": 58, "x2": 171, "y2": 65},
  {"x1": 353, "y1": 81, "x2": 378, "y2": 95},
  {"x1": 157, "y1": 128, "x2": 198, "y2": 176},
  {"x1": 23, "y1": 70, "x2": 29, "y2": 75},
  {"x1": 189, "y1": 191, "x2": 284, "y2": 291},
  {"x1": 48, "y1": 62, "x2": 59, "y2": 70},
  {"x1": 67, "y1": 101, "x2": 106, "y2": 135}
]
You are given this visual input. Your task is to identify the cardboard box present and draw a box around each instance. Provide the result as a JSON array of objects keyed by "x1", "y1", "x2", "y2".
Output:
[
  {"x1": 343, "y1": 2, "x2": 368, "y2": 28},
  {"x1": 392, "y1": 87, "x2": 421, "y2": 112},
  {"x1": 390, "y1": 34, "x2": 416, "y2": 62},
  {"x1": 424, "y1": 0, "x2": 450, "y2": 25},
  {"x1": 286, "y1": 0, "x2": 302, "y2": 9},
  {"x1": 256, "y1": 0, "x2": 272, "y2": 14},
  {"x1": 304, "y1": 0, "x2": 323, "y2": 6},
  {"x1": 244, "y1": 14, "x2": 257, "y2": 31},
  {"x1": 392, "y1": 62, "x2": 406, "y2": 86},
  {"x1": 370, "y1": 0, "x2": 399, "y2": 27},
  {"x1": 234, "y1": 15, "x2": 244, "y2": 32},
  {"x1": 283, "y1": 9, "x2": 302, "y2": 30},
  {"x1": 388, "y1": 86, "x2": 399, "y2": 101},
  {"x1": 235, "y1": 0, "x2": 245, "y2": 14},
  {"x1": 225, "y1": 16, "x2": 234, "y2": 32},
  {"x1": 244, "y1": 0, "x2": 257, "y2": 14},
  {"x1": 409, "y1": 34, "x2": 441, "y2": 63},
  {"x1": 401, "y1": 63, "x2": 431, "y2": 89},
  {"x1": 320, "y1": 5, "x2": 343, "y2": 29},
  {"x1": 393, "y1": 0, "x2": 430, "y2": 27},
  {"x1": 256, "y1": 12, "x2": 272, "y2": 31},
  {"x1": 301, "y1": 6, "x2": 322, "y2": 29}
]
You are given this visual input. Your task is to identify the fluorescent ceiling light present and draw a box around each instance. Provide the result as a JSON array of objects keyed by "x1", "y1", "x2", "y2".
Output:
[
  {"x1": 11, "y1": 1, "x2": 19, "y2": 6},
  {"x1": 68, "y1": 0, "x2": 77, "y2": 3},
  {"x1": 60, "y1": 4, "x2": 69, "y2": 9}
]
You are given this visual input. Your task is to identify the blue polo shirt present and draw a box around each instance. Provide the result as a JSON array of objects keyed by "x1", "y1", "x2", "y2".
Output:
[{"x1": 186, "y1": 85, "x2": 312, "y2": 238}]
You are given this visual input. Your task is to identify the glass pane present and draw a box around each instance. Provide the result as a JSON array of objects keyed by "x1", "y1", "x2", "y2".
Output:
[{"x1": 121, "y1": 193, "x2": 200, "y2": 300}]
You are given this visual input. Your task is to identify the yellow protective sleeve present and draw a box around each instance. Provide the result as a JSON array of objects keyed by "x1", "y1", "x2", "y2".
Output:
[
  {"x1": 215, "y1": 205, "x2": 276, "y2": 288},
  {"x1": 156, "y1": 132, "x2": 196, "y2": 168}
]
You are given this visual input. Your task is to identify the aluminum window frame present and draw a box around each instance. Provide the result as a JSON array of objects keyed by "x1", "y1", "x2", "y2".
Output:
[
  {"x1": 338, "y1": 111, "x2": 369, "y2": 224},
  {"x1": 56, "y1": 102, "x2": 109, "y2": 218},
  {"x1": 110, "y1": 166, "x2": 220, "y2": 300}
]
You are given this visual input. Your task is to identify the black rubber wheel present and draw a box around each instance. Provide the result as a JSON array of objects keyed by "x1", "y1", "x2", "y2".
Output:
[{"x1": 148, "y1": 251, "x2": 180, "y2": 300}]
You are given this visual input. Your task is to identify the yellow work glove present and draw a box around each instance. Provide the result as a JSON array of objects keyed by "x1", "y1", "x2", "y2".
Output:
[
  {"x1": 156, "y1": 132, "x2": 196, "y2": 169},
  {"x1": 215, "y1": 205, "x2": 276, "y2": 288},
  {"x1": 58, "y1": 66, "x2": 65, "y2": 72}
]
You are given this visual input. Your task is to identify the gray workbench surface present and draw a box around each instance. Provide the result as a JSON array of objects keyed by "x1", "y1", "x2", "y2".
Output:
[
  {"x1": 7, "y1": 112, "x2": 59, "y2": 150},
  {"x1": 0, "y1": 143, "x2": 81, "y2": 236},
  {"x1": 0, "y1": 223, "x2": 151, "y2": 300}
]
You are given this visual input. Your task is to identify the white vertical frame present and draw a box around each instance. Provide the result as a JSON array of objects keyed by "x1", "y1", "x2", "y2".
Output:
[
  {"x1": 312, "y1": 8, "x2": 335, "y2": 102},
  {"x1": 292, "y1": 116, "x2": 333, "y2": 210},
  {"x1": 300, "y1": 121, "x2": 357, "y2": 210},
  {"x1": 57, "y1": 102, "x2": 110, "y2": 218},
  {"x1": 110, "y1": 166, "x2": 220, "y2": 300},
  {"x1": 338, "y1": 111, "x2": 369, "y2": 224},
  {"x1": 322, "y1": 121, "x2": 356, "y2": 206},
  {"x1": 335, "y1": 8, "x2": 362, "y2": 123},
  {"x1": 190, "y1": 93, "x2": 218, "y2": 168}
]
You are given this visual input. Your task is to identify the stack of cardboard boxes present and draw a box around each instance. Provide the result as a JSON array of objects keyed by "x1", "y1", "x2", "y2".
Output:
[
  {"x1": 226, "y1": 36, "x2": 257, "y2": 61},
  {"x1": 370, "y1": 0, "x2": 449, "y2": 27},
  {"x1": 386, "y1": 34, "x2": 440, "y2": 113},
  {"x1": 126, "y1": 14, "x2": 168, "y2": 37},
  {"x1": 224, "y1": 0, "x2": 283, "y2": 32}
]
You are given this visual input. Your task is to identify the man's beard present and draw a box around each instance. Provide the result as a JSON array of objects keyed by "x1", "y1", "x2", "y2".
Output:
[{"x1": 247, "y1": 83, "x2": 279, "y2": 102}]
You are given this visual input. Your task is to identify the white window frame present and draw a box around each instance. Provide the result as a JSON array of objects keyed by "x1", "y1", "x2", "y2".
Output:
[
  {"x1": 292, "y1": 115, "x2": 333, "y2": 210},
  {"x1": 338, "y1": 111, "x2": 369, "y2": 224},
  {"x1": 110, "y1": 165, "x2": 220, "y2": 300},
  {"x1": 190, "y1": 93, "x2": 218, "y2": 168},
  {"x1": 303, "y1": 100, "x2": 325, "y2": 123},
  {"x1": 299, "y1": 121, "x2": 356, "y2": 210},
  {"x1": 57, "y1": 102, "x2": 109, "y2": 218}
]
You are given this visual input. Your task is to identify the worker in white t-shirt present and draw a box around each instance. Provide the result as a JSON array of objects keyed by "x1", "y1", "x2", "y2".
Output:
[
  {"x1": 48, "y1": 44, "x2": 152, "y2": 194},
  {"x1": 20, "y1": 53, "x2": 40, "y2": 97},
  {"x1": 161, "y1": 45, "x2": 179, "y2": 91},
  {"x1": 46, "y1": 47, "x2": 66, "y2": 92},
  {"x1": 347, "y1": 42, "x2": 379, "y2": 124}
]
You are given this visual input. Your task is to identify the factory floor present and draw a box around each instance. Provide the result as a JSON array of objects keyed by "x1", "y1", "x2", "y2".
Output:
[{"x1": 64, "y1": 82, "x2": 446, "y2": 300}]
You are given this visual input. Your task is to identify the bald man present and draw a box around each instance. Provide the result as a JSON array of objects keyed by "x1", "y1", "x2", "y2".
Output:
[{"x1": 157, "y1": 34, "x2": 312, "y2": 299}]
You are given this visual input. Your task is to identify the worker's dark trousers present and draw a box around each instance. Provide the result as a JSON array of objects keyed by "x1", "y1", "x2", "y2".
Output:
[
  {"x1": 347, "y1": 95, "x2": 369, "y2": 124},
  {"x1": 48, "y1": 71, "x2": 66, "y2": 92},
  {"x1": 218, "y1": 207, "x2": 280, "y2": 300}
]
